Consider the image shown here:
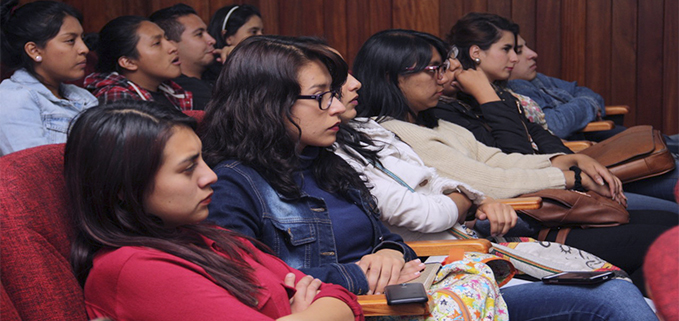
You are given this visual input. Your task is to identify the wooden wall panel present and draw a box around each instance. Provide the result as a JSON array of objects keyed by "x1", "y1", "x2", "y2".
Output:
[
  {"x1": 610, "y1": 0, "x2": 637, "y2": 128},
  {"x1": 560, "y1": 0, "x2": 586, "y2": 84},
  {"x1": 511, "y1": 0, "x2": 536, "y2": 50},
  {"x1": 535, "y1": 0, "x2": 561, "y2": 78},
  {"x1": 585, "y1": 0, "x2": 612, "y2": 101},
  {"x1": 636, "y1": 0, "x2": 664, "y2": 129},
  {"x1": 392, "y1": 0, "x2": 439, "y2": 34},
  {"x1": 663, "y1": 0, "x2": 679, "y2": 134},
  {"x1": 15, "y1": 0, "x2": 677, "y2": 133}
]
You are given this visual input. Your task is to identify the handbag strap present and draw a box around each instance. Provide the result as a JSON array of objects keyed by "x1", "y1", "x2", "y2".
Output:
[{"x1": 538, "y1": 227, "x2": 572, "y2": 244}]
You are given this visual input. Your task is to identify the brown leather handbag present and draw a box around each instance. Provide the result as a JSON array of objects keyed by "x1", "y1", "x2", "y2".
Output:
[
  {"x1": 578, "y1": 125, "x2": 675, "y2": 183},
  {"x1": 518, "y1": 189, "x2": 629, "y2": 243}
]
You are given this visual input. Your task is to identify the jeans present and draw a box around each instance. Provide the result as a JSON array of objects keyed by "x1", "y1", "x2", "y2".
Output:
[
  {"x1": 626, "y1": 191, "x2": 679, "y2": 213},
  {"x1": 501, "y1": 280, "x2": 658, "y2": 320},
  {"x1": 625, "y1": 164, "x2": 679, "y2": 203}
]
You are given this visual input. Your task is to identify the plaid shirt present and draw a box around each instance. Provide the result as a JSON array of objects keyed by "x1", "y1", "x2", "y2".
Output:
[{"x1": 84, "y1": 72, "x2": 193, "y2": 111}]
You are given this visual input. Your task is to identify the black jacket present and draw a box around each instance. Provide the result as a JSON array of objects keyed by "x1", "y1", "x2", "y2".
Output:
[{"x1": 424, "y1": 89, "x2": 573, "y2": 155}]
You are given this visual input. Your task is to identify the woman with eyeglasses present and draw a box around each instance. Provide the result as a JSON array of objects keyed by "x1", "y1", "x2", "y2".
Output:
[
  {"x1": 66, "y1": 100, "x2": 361, "y2": 321},
  {"x1": 354, "y1": 27, "x2": 677, "y2": 296},
  {"x1": 335, "y1": 29, "x2": 658, "y2": 321},
  {"x1": 201, "y1": 35, "x2": 424, "y2": 297}
]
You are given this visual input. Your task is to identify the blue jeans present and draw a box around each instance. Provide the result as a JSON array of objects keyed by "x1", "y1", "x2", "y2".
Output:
[
  {"x1": 501, "y1": 280, "x2": 658, "y2": 320},
  {"x1": 625, "y1": 164, "x2": 679, "y2": 203},
  {"x1": 626, "y1": 191, "x2": 679, "y2": 213}
]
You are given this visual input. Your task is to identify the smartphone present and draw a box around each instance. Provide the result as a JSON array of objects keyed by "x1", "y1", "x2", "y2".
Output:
[
  {"x1": 541, "y1": 271, "x2": 615, "y2": 285},
  {"x1": 384, "y1": 283, "x2": 429, "y2": 305}
]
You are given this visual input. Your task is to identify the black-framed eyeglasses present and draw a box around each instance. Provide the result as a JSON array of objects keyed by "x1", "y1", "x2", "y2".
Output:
[{"x1": 297, "y1": 90, "x2": 338, "y2": 110}]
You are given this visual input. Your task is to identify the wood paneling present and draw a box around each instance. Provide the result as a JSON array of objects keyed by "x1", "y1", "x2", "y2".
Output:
[
  {"x1": 19, "y1": 0, "x2": 677, "y2": 133},
  {"x1": 663, "y1": 0, "x2": 678, "y2": 134},
  {"x1": 636, "y1": 0, "x2": 664, "y2": 130}
]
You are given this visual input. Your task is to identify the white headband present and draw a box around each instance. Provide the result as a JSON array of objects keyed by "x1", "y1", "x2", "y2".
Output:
[{"x1": 221, "y1": 6, "x2": 240, "y2": 31}]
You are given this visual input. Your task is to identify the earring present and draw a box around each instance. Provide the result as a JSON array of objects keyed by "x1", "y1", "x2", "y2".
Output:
[
  {"x1": 35, "y1": 56, "x2": 42, "y2": 62},
  {"x1": 474, "y1": 58, "x2": 480, "y2": 65}
]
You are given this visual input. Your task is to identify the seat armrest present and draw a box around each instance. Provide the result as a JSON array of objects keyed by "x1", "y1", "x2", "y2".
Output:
[
  {"x1": 407, "y1": 239, "x2": 492, "y2": 257},
  {"x1": 495, "y1": 196, "x2": 542, "y2": 210},
  {"x1": 358, "y1": 294, "x2": 433, "y2": 316},
  {"x1": 564, "y1": 140, "x2": 593, "y2": 152},
  {"x1": 605, "y1": 105, "x2": 629, "y2": 116},
  {"x1": 581, "y1": 120, "x2": 614, "y2": 132}
]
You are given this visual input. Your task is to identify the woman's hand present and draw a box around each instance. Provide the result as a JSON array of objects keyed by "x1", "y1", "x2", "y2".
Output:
[
  {"x1": 212, "y1": 46, "x2": 234, "y2": 65},
  {"x1": 285, "y1": 273, "x2": 322, "y2": 314},
  {"x1": 475, "y1": 199, "x2": 518, "y2": 236},
  {"x1": 356, "y1": 249, "x2": 424, "y2": 295},
  {"x1": 453, "y1": 68, "x2": 500, "y2": 104},
  {"x1": 553, "y1": 154, "x2": 625, "y2": 203}
]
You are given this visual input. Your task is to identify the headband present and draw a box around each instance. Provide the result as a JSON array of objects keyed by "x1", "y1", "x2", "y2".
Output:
[{"x1": 221, "y1": 6, "x2": 240, "y2": 32}]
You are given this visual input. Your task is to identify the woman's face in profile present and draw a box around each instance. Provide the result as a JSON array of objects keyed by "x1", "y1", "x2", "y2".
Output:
[
  {"x1": 397, "y1": 47, "x2": 445, "y2": 115},
  {"x1": 339, "y1": 73, "x2": 362, "y2": 123},
  {"x1": 142, "y1": 126, "x2": 217, "y2": 228},
  {"x1": 288, "y1": 60, "x2": 346, "y2": 151},
  {"x1": 224, "y1": 15, "x2": 264, "y2": 47},
  {"x1": 475, "y1": 30, "x2": 518, "y2": 82}
]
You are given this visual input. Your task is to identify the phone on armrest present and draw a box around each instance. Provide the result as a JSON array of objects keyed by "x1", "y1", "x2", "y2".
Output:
[
  {"x1": 541, "y1": 271, "x2": 614, "y2": 285},
  {"x1": 384, "y1": 283, "x2": 429, "y2": 305}
]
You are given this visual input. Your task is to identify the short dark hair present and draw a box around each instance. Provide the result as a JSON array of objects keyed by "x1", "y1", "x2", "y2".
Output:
[
  {"x1": 96, "y1": 15, "x2": 148, "y2": 73},
  {"x1": 207, "y1": 4, "x2": 261, "y2": 49},
  {"x1": 1, "y1": 0, "x2": 83, "y2": 75},
  {"x1": 66, "y1": 100, "x2": 263, "y2": 306},
  {"x1": 447, "y1": 12, "x2": 519, "y2": 69},
  {"x1": 149, "y1": 3, "x2": 197, "y2": 42},
  {"x1": 353, "y1": 29, "x2": 448, "y2": 122}
]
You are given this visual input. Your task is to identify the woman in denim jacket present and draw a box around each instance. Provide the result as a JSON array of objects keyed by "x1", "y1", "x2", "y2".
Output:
[
  {"x1": 201, "y1": 36, "x2": 422, "y2": 296},
  {"x1": 0, "y1": 1, "x2": 97, "y2": 156}
]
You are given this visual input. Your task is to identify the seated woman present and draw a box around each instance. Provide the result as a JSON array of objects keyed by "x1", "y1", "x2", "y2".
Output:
[
  {"x1": 203, "y1": 4, "x2": 264, "y2": 82},
  {"x1": 352, "y1": 28, "x2": 677, "y2": 294},
  {"x1": 84, "y1": 16, "x2": 193, "y2": 110},
  {"x1": 427, "y1": 12, "x2": 678, "y2": 210},
  {"x1": 66, "y1": 100, "x2": 361, "y2": 321},
  {"x1": 0, "y1": 0, "x2": 97, "y2": 156},
  {"x1": 201, "y1": 36, "x2": 424, "y2": 296},
  {"x1": 329, "y1": 32, "x2": 658, "y2": 321}
]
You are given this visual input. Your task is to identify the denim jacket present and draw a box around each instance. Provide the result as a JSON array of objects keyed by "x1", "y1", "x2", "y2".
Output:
[
  {"x1": 507, "y1": 73, "x2": 605, "y2": 139},
  {"x1": 0, "y1": 69, "x2": 98, "y2": 156},
  {"x1": 207, "y1": 160, "x2": 416, "y2": 294}
]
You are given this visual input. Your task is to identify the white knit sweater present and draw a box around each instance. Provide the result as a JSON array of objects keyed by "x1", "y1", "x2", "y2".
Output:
[{"x1": 380, "y1": 118, "x2": 566, "y2": 199}]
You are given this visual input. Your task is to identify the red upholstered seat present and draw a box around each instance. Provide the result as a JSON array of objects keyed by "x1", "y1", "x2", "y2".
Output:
[{"x1": 0, "y1": 144, "x2": 88, "y2": 320}]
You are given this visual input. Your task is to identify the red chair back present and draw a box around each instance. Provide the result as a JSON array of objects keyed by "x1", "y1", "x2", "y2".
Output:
[{"x1": 0, "y1": 144, "x2": 88, "y2": 320}]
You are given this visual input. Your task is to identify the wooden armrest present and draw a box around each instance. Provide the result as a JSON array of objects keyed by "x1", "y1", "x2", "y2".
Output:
[
  {"x1": 581, "y1": 120, "x2": 614, "y2": 132},
  {"x1": 407, "y1": 239, "x2": 492, "y2": 257},
  {"x1": 605, "y1": 105, "x2": 629, "y2": 116},
  {"x1": 358, "y1": 294, "x2": 433, "y2": 316},
  {"x1": 564, "y1": 140, "x2": 593, "y2": 152},
  {"x1": 496, "y1": 196, "x2": 542, "y2": 210}
]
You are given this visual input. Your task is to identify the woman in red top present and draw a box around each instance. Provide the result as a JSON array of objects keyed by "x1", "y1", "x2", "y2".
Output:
[{"x1": 65, "y1": 100, "x2": 362, "y2": 321}]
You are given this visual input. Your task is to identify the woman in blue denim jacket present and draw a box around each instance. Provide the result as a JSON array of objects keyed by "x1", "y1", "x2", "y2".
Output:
[
  {"x1": 201, "y1": 36, "x2": 421, "y2": 295},
  {"x1": 0, "y1": 1, "x2": 97, "y2": 156}
]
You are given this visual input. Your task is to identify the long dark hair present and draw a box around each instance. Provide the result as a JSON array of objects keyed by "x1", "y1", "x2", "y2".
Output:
[
  {"x1": 447, "y1": 12, "x2": 519, "y2": 70},
  {"x1": 0, "y1": 0, "x2": 82, "y2": 75},
  {"x1": 201, "y1": 35, "x2": 370, "y2": 201},
  {"x1": 207, "y1": 4, "x2": 261, "y2": 49},
  {"x1": 66, "y1": 100, "x2": 261, "y2": 306},
  {"x1": 354, "y1": 29, "x2": 448, "y2": 122},
  {"x1": 95, "y1": 15, "x2": 147, "y2": 73}
]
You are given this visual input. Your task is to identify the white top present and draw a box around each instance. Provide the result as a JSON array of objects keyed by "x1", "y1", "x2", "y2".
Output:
[{"x1": 334, "y1": 118, "x2": 484, "y2": 241}]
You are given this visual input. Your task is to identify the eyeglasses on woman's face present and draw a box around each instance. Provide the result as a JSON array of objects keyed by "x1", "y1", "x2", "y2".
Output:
[
  {"x1": 404, "y1": 45, "x2": 459, "y2": 78},
  {"x1": 297, "y1": 90, "x2": 339, "y2": 110}
]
